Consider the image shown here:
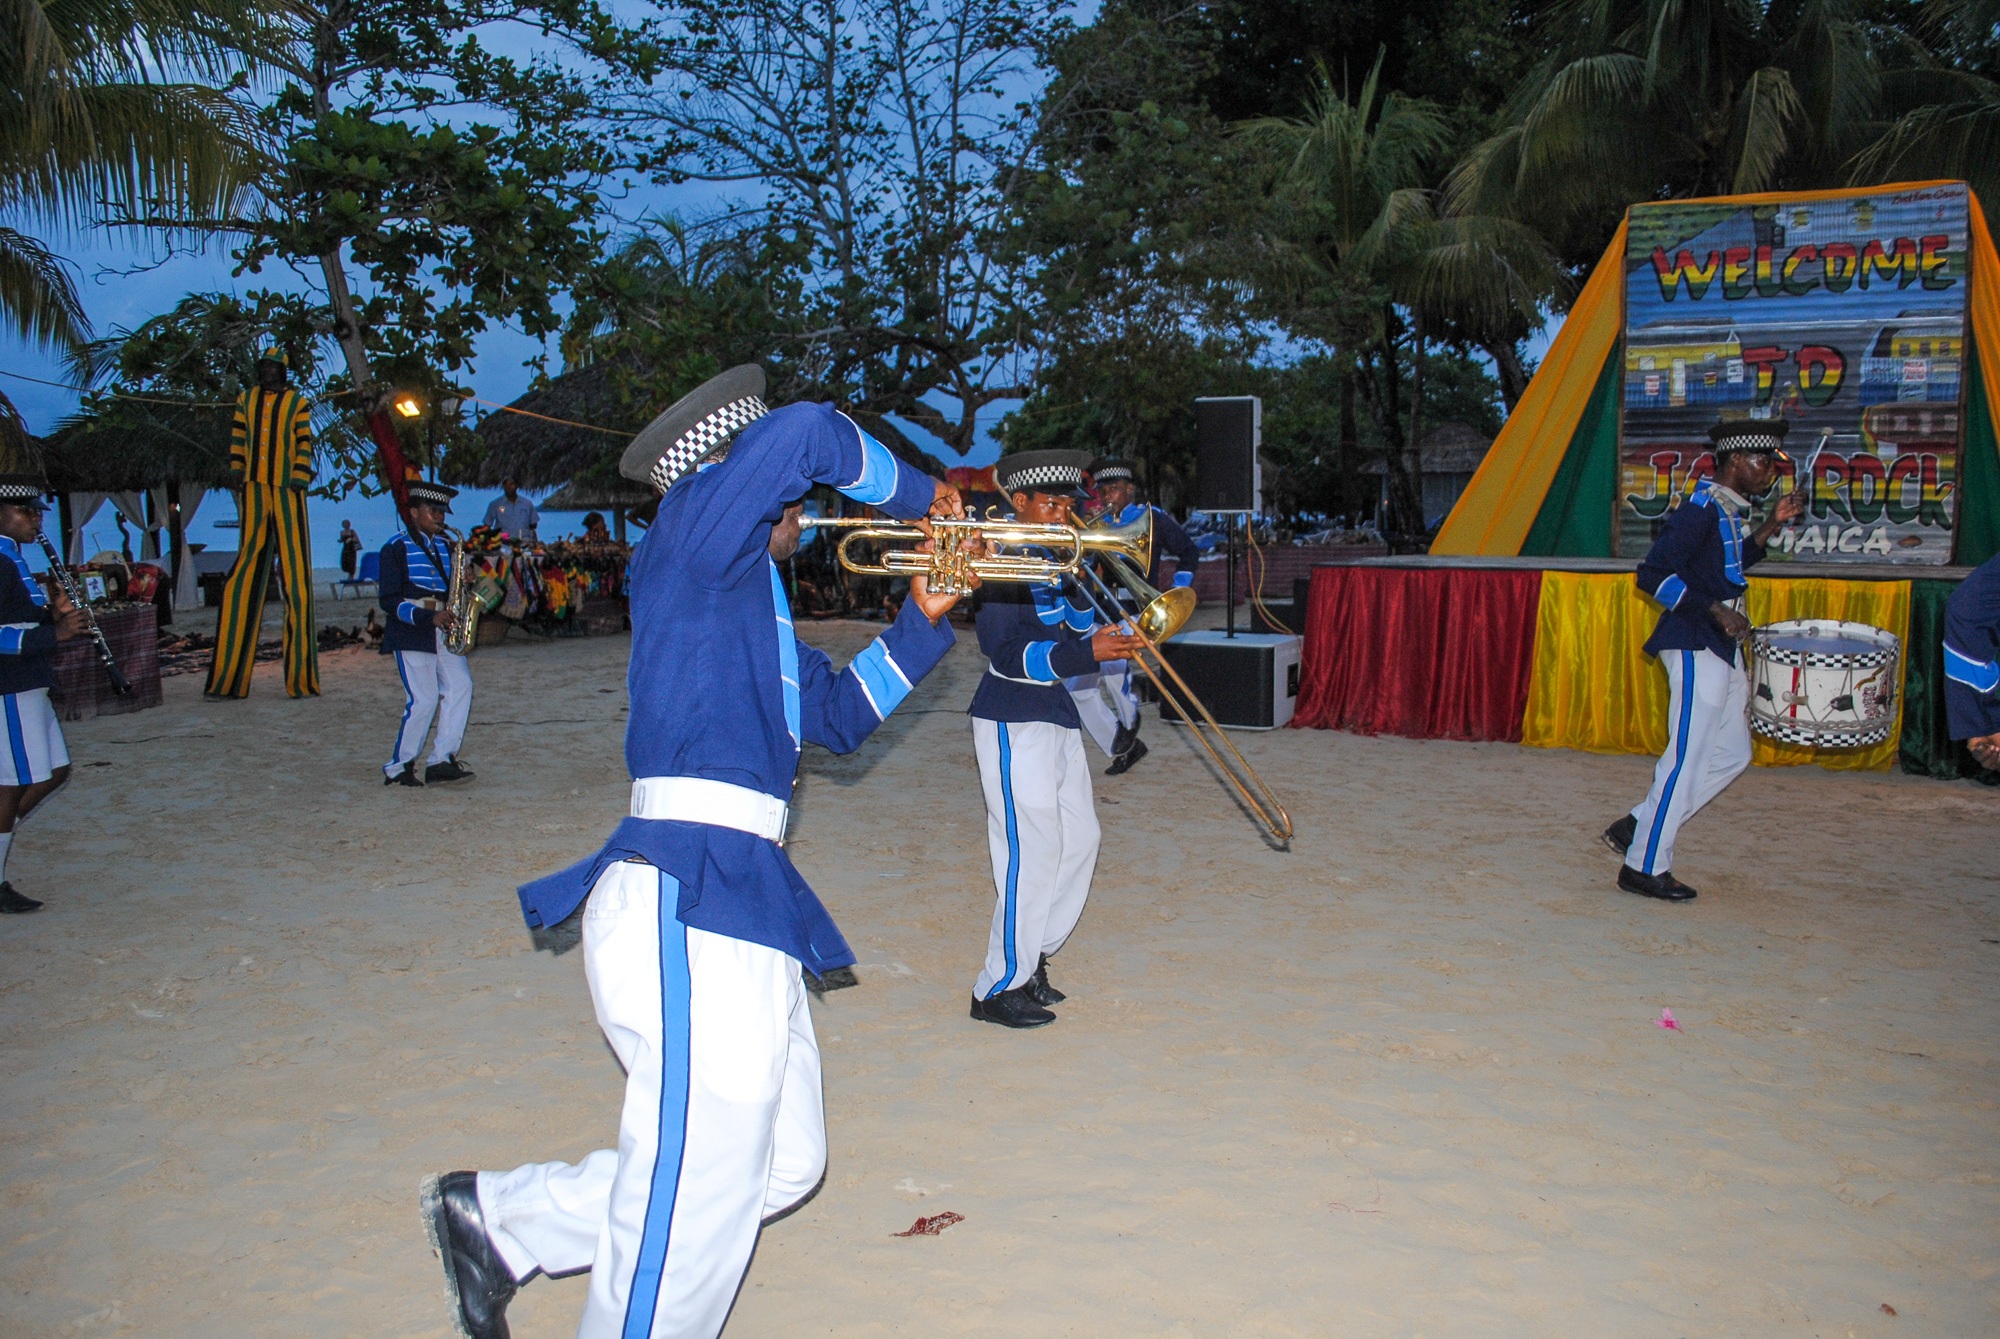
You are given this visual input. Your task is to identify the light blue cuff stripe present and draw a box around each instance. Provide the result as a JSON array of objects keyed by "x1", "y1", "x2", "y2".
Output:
[
  {"x1": 0, "y1": 626, "x2": 23, "y2": 654},
  {"x1": 1944, "y1": 642, "x2": 2000, "y2": 694},
  {"x1": 1172, "y1": 571, "x2": 1194, "y2": 588},
  {"x1": 1063, "y1": 601, "x2": 1093, "y2": 632},
  {"x1": 838, "y1": 420, "x2": 901, "y2": 506},
  {"x1": 1023, "y1": 641, "x2": 1059, "y2": 683},
  {"x1": 849, "y1": 638, "x2": 913, "y2": 720},
  {"x1": 1034, "y1": 601, "x2": 1066, "y2": 625},
  {"x1": 1654, "y1": 574, "x2": 1687, "y2": 610},
  {"x1": 397, "y1": 600, "x2": 423, "y2": 625}
]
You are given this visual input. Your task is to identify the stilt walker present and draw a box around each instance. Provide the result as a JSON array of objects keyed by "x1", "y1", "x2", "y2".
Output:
[{"x1": 204, "y1": 346, "x2": 318, "y2": 699}]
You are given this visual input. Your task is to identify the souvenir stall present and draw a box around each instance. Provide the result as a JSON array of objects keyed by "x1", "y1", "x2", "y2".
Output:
[{"x1": 1296, "y1": 181, "x2": 1999, "y2": 781}]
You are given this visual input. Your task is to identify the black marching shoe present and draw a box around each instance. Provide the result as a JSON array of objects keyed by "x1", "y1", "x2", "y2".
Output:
[
  {"x1": 387, "y1": 762, "x2": 424, "y2": 788},
  {"x1": 1028, "y1": 953, "x2": 1065, "y2": 1005},
  {"x1": 0, "y1": 882, "x2": 43, "y2": 914},
  {"x1": 969, "y1": 984, "x2": 1056, "y2": 1029},
  {"x1": 1617, "y1": 866, "x2": 1698, "y2": 902},
  {"x1": 1104, "y1": 736, "x2": 1148, "y2": 777},
  {"x1": 1602, "y1": 813, "x2": 1637, "y2": 856},
  {"x1": 426, "y1": 756, "x2": 476, "y2": 784},
  {"x1": 422, "y1": 1171, "x2": 518, "y2": 1339}
]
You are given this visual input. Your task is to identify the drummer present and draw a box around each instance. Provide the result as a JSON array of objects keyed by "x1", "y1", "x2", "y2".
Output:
[
  {"x1": 1602, "y1": 419, "x2": 1806, "y2": 901},
  {"x1": 1944, "y1": 551, "x2": 2000, "y2": 771}
]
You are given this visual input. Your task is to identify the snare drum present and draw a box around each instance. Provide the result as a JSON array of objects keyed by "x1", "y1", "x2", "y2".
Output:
[{"x1": 1747, "y1": 620, "x2": 1901, "y2": 748}]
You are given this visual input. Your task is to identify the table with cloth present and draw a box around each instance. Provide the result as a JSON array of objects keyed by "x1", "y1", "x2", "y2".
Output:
[
  {"x1": 1293, "y1": 558, "x2": 1984, "y2": 779},
  {"x1": 49, "y1": 603, "x2": 163, "y2": 720}
]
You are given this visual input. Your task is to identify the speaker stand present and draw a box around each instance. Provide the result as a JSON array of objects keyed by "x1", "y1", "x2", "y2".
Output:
[{"x1": 1224, "y1": 512, "x2": 1238, "y2": 639}]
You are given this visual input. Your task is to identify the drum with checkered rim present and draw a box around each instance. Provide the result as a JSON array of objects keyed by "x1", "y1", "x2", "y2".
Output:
[{"x1": 1746, "y1": 619, "x2": 1900, "y2": 749}]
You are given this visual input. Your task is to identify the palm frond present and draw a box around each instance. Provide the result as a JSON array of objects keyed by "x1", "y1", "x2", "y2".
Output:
[
  {"x1": 1849, "y1": 101, "x2": 2000, "y2": 202},
  {"x1": 0, "y1": 227, "x2": 90, "y2": 352},
  {"x1": 1727, "y1": 66, "x2": 1802, "y2": 193}
]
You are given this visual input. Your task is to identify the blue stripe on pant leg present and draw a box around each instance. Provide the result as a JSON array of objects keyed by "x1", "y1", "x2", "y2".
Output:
[
  {"x1": 386, "y1": 652, "x2": 417, "y2": 773},
  {"x1": 3, "y1": 694, "x2": 29, "y2": 783},
  {"x1": 1641, "y1": 650, "x2": 1697, "y2": 875},
  {"x1": 987, "y1": 723, "x2": 1021, "y2": 999},
  {"x1": 623, "y1": 872, "x2": 693, "y2": 1338}
]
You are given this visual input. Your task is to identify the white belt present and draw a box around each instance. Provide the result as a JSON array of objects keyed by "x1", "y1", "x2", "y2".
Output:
[
  {"x1": 986, "y1": 664, "x2": 1053, "y2": 687},
  {"x1": 630, "y1": 776, "x2": 788, "y2": 842}
]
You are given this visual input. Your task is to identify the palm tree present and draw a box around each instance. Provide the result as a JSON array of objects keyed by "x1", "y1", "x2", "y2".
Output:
[
  {"x1": 1241, "y1": 54, "x2": 1562, "y2": 541},
  {"x1": 2, "y1": 0, "x2": 265, "y2": 354},
  {"x1": 1449, "y1": 0, "x2": 2000, "y2": 264}
]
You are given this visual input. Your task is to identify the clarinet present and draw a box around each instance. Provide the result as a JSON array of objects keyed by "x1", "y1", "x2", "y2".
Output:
[{"x1": 36, "y1": 535, "x2": 132, "y2": 696}]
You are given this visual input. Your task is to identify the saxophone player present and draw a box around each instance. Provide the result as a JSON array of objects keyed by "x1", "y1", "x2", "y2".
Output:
[{"x1": 379, "y1": 478, "x2": 474, "y2": 787}]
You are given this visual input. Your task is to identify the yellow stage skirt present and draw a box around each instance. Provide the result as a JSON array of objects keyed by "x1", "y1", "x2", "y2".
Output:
[{"x1": 1520, "y1": 571, "x2": 1912, "y2": 772}]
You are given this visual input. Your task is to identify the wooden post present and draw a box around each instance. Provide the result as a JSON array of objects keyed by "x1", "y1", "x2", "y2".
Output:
[{"x1": 613, "y1": 506, "x2": 626, "y2": 544}]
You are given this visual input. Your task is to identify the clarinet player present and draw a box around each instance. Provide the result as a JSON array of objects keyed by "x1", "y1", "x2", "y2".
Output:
[{"x1": 0, "y1": 474, "x2": 90, "y2": 913}]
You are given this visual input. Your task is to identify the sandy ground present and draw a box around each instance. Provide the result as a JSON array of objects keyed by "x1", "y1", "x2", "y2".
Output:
[{"x1": 2, "y1": 617, "x2": 1997, "y2": 1338}]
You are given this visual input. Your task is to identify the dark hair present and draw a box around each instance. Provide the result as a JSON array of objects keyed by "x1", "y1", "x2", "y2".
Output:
[{"x1": 583, "y1": 511, "x2": 605, "y2": 529}]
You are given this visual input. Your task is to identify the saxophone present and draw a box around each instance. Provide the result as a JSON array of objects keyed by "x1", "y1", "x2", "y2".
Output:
[{"x1": 441, "y1": 527, "x2": 482, "y2": 656}]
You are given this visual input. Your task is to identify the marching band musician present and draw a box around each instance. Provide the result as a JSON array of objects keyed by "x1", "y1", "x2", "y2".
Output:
[
  {"x1": 1064, "y1": 456, "x2": 1202, "y2": 776},
  {"x1": 379, "y1": 479, "x2": 474, "y2": 787},
  {"x1": 422, "y1": 365, "x2": 971, "y2": 1339},
  {"x1": 1943, "y1": 551, "x2": 2000, "y2": 771},
  {"x1": 967, "y1": 451, "x2": 1147, "y2": 1028},
  {"x1": 1602, "y1": 419, "x2": 1805, "y2": 901},
  {"x1": 0, "y1": 467, "x2": 88, "y2": 915}
]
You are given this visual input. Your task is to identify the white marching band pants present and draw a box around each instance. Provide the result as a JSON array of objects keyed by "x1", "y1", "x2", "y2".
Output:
[
  {"x1": 1626, "y1": 647, "x2": 1753, "y2": 877},
  {"x1": 972, "y1": 718, "x2": 1099, "y2": 997},
  {"x1": 385, "y1": 628, "x2": 472, "y2": 776},
  {"x1": 478, "y1": 861, "x2": 826, "y2": 1339},
  {"x1": 1065, "y1": 659, "x2": 1139, "y2": 758}
]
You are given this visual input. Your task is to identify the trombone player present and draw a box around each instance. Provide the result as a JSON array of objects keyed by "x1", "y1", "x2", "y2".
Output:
[
  {"x1": 968, "y1": 451, "x2": 1147, "y2": 1028},
  {"x1": 1068, "y1": 456, "x2": 1201, "y2": 775}
]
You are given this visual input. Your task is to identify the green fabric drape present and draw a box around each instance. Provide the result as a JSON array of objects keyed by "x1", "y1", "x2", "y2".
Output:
[
  {"x1": 1959, "y1": 350, "x2": 2000, "y2": 567},
  {"x1": 1521, "y1": 346, "x2": 1622, "y2": 558},
  {"x1": 1899, "y1": 578, "x2": 1995, "y2": 780}
]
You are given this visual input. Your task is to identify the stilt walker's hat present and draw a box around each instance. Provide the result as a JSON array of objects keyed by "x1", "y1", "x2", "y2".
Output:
[
  {"x1": 621, "y1": 364, "x2": 770, "y2": 495},
  {"x1": 996, "y1": 450, "x2": 1092, "y2": 498},
  {"x1": 0, "y1": 402, "x2": 49, "y2": 507},
  {"x1": 1707, "y1": 418, "x2": 1791, "y2": 459}
]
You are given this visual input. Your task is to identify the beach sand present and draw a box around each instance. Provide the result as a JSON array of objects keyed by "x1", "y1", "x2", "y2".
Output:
[{"x1": 2, "y1": 619, "x2": 1995, "y2": 1336}]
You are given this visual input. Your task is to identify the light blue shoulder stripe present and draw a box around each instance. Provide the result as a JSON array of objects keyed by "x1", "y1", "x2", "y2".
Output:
[
  {"x1": 1062, "y1": 598, "x2": 1094, "y2": 632},
  {"x1": 1031, "y1": 586, "x2": 1067, "y2": 625},
  {"x1": 771, "y1": 560, "x2": 801, "y2": 748},
  {"x1": 1944, "y1": 642, "x2": 2000, "y2": 694},
  {"x1": 836, "y1": 412, "x2": 900, "y2": 506},
  {"x1": 848, "y1": 638, "x2": 913, "y2": 720},
  {"x1": 1022, "y1": 641, "x2": 1059, "y2": 683}
]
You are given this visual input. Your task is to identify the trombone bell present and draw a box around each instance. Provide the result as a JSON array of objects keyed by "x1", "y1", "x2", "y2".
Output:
[{"x1": 1105, "y1": 555, "x2": 1196, "y2": 643}]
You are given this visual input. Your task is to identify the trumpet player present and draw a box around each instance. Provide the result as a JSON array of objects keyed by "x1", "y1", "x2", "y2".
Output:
[
  {"x1": 0, "y1": 478, "x2": 88, "y2": 915},
  {"x1": 379, "y1": 478, "x2": 474, "y2": 787},
  {"x1": 968, "y1": 451, "x2": 1147, "y2": 1028},
  {"x1": 423, "y1": 365, "x2": 970, "y2": 1339}
]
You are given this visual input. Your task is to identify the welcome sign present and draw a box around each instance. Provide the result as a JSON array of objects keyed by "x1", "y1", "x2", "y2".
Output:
[{"x1": 1618, "y1": 184, "x2": 1968, "y2": 565}]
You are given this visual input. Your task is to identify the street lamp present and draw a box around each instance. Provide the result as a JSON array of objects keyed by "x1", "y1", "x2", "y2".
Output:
[{"x1": 391, "y1": 392, "x2": 424, "y2": 419}]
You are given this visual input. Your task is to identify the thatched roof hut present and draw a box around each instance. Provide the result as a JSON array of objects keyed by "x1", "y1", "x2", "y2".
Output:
[
  {"x1": 457, "y1": 360, "x2": 640, "y2": 490},
  {"x1": 41, "y1": 403, "x2": 235, "y2": 491},
  {"x1": 461, "y1": 359, "x2": 956, "y2": 493}
]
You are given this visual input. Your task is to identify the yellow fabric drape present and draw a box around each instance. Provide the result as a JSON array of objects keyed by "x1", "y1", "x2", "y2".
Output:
[
  {"x1": 1521, "y1": 571, "x2": 1913, "y2": 771},
  {"x1": 1522, "y1": 572, "x2": 1671, "y2": 754},
  {"x1": 1743, "y1": 578, "x2": 1911, "y2": 772},
  {"x1": 1431, "y1": 224, "x2": 1629, "y2": 557}
]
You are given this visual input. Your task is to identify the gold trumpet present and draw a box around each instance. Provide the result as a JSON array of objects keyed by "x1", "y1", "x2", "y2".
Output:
[
  {"x1": 800, "y1": 510, "x2": 1095, "y2": 595},
  {"x1": 1070, "y1": 516, "x2": 1293, "y2": 846}
]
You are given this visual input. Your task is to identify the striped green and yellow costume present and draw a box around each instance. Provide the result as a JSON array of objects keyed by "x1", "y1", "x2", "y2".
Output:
[{"x1": 204, "y1": 386, "x2": 318, "y2": 698}]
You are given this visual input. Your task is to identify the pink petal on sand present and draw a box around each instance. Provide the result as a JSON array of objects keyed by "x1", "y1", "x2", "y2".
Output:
[{"x1": 1656, "y1": 1008, "x2": 1680, "y2": 1030}]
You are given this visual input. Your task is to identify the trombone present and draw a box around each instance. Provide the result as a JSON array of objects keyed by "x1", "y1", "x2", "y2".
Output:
[{"x1": 1068, "y1": 515, "x2": 1294, "y2": 846}]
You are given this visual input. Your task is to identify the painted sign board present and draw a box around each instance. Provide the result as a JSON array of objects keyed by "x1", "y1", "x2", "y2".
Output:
[{"x1": 1618, "y1": 184, "x2": 1968, "y2": 564}]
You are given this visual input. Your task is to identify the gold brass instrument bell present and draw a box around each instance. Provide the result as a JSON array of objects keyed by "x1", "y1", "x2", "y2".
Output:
[{"x1": 800, "y1": 510, "x2": 1113, "y2": 596}]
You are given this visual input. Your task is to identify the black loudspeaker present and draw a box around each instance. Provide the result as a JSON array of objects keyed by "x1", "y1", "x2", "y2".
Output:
[
  {"x1": 1194, "y1": 396, "x2": 1261, "y2": 512},
  {"x1": 1157, "y1": 632, "x2": 1303, "y2": 729}
]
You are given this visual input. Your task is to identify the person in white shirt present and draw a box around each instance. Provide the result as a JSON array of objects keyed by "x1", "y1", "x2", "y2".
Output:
[{"x1": 481, "y1": 479, "x2": 539, "y2": 539}]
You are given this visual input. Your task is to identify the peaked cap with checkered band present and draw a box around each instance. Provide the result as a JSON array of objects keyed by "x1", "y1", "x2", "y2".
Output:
[
  {"x1": 996, "y1": 450, "x2": 1092, "y2": 497},
  {"x1": 0, "y1": 406, "x2": 47, "y2": 505},
  {"x1": 620, "y1": 364, "x2": 770, "y2": 495},
  {"x1": 1707, "y1": 417, "x2": 1791, "y2": 457}
]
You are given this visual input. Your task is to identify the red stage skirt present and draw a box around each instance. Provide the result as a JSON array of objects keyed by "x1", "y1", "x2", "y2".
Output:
[{"x1": 1291, "y1": 566, "x2": 1541, "y2": 741}]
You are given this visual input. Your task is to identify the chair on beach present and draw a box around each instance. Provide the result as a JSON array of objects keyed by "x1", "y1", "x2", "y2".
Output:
[{"x1": 333, "y1": 549, "x2": 380, "y2": 601}]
